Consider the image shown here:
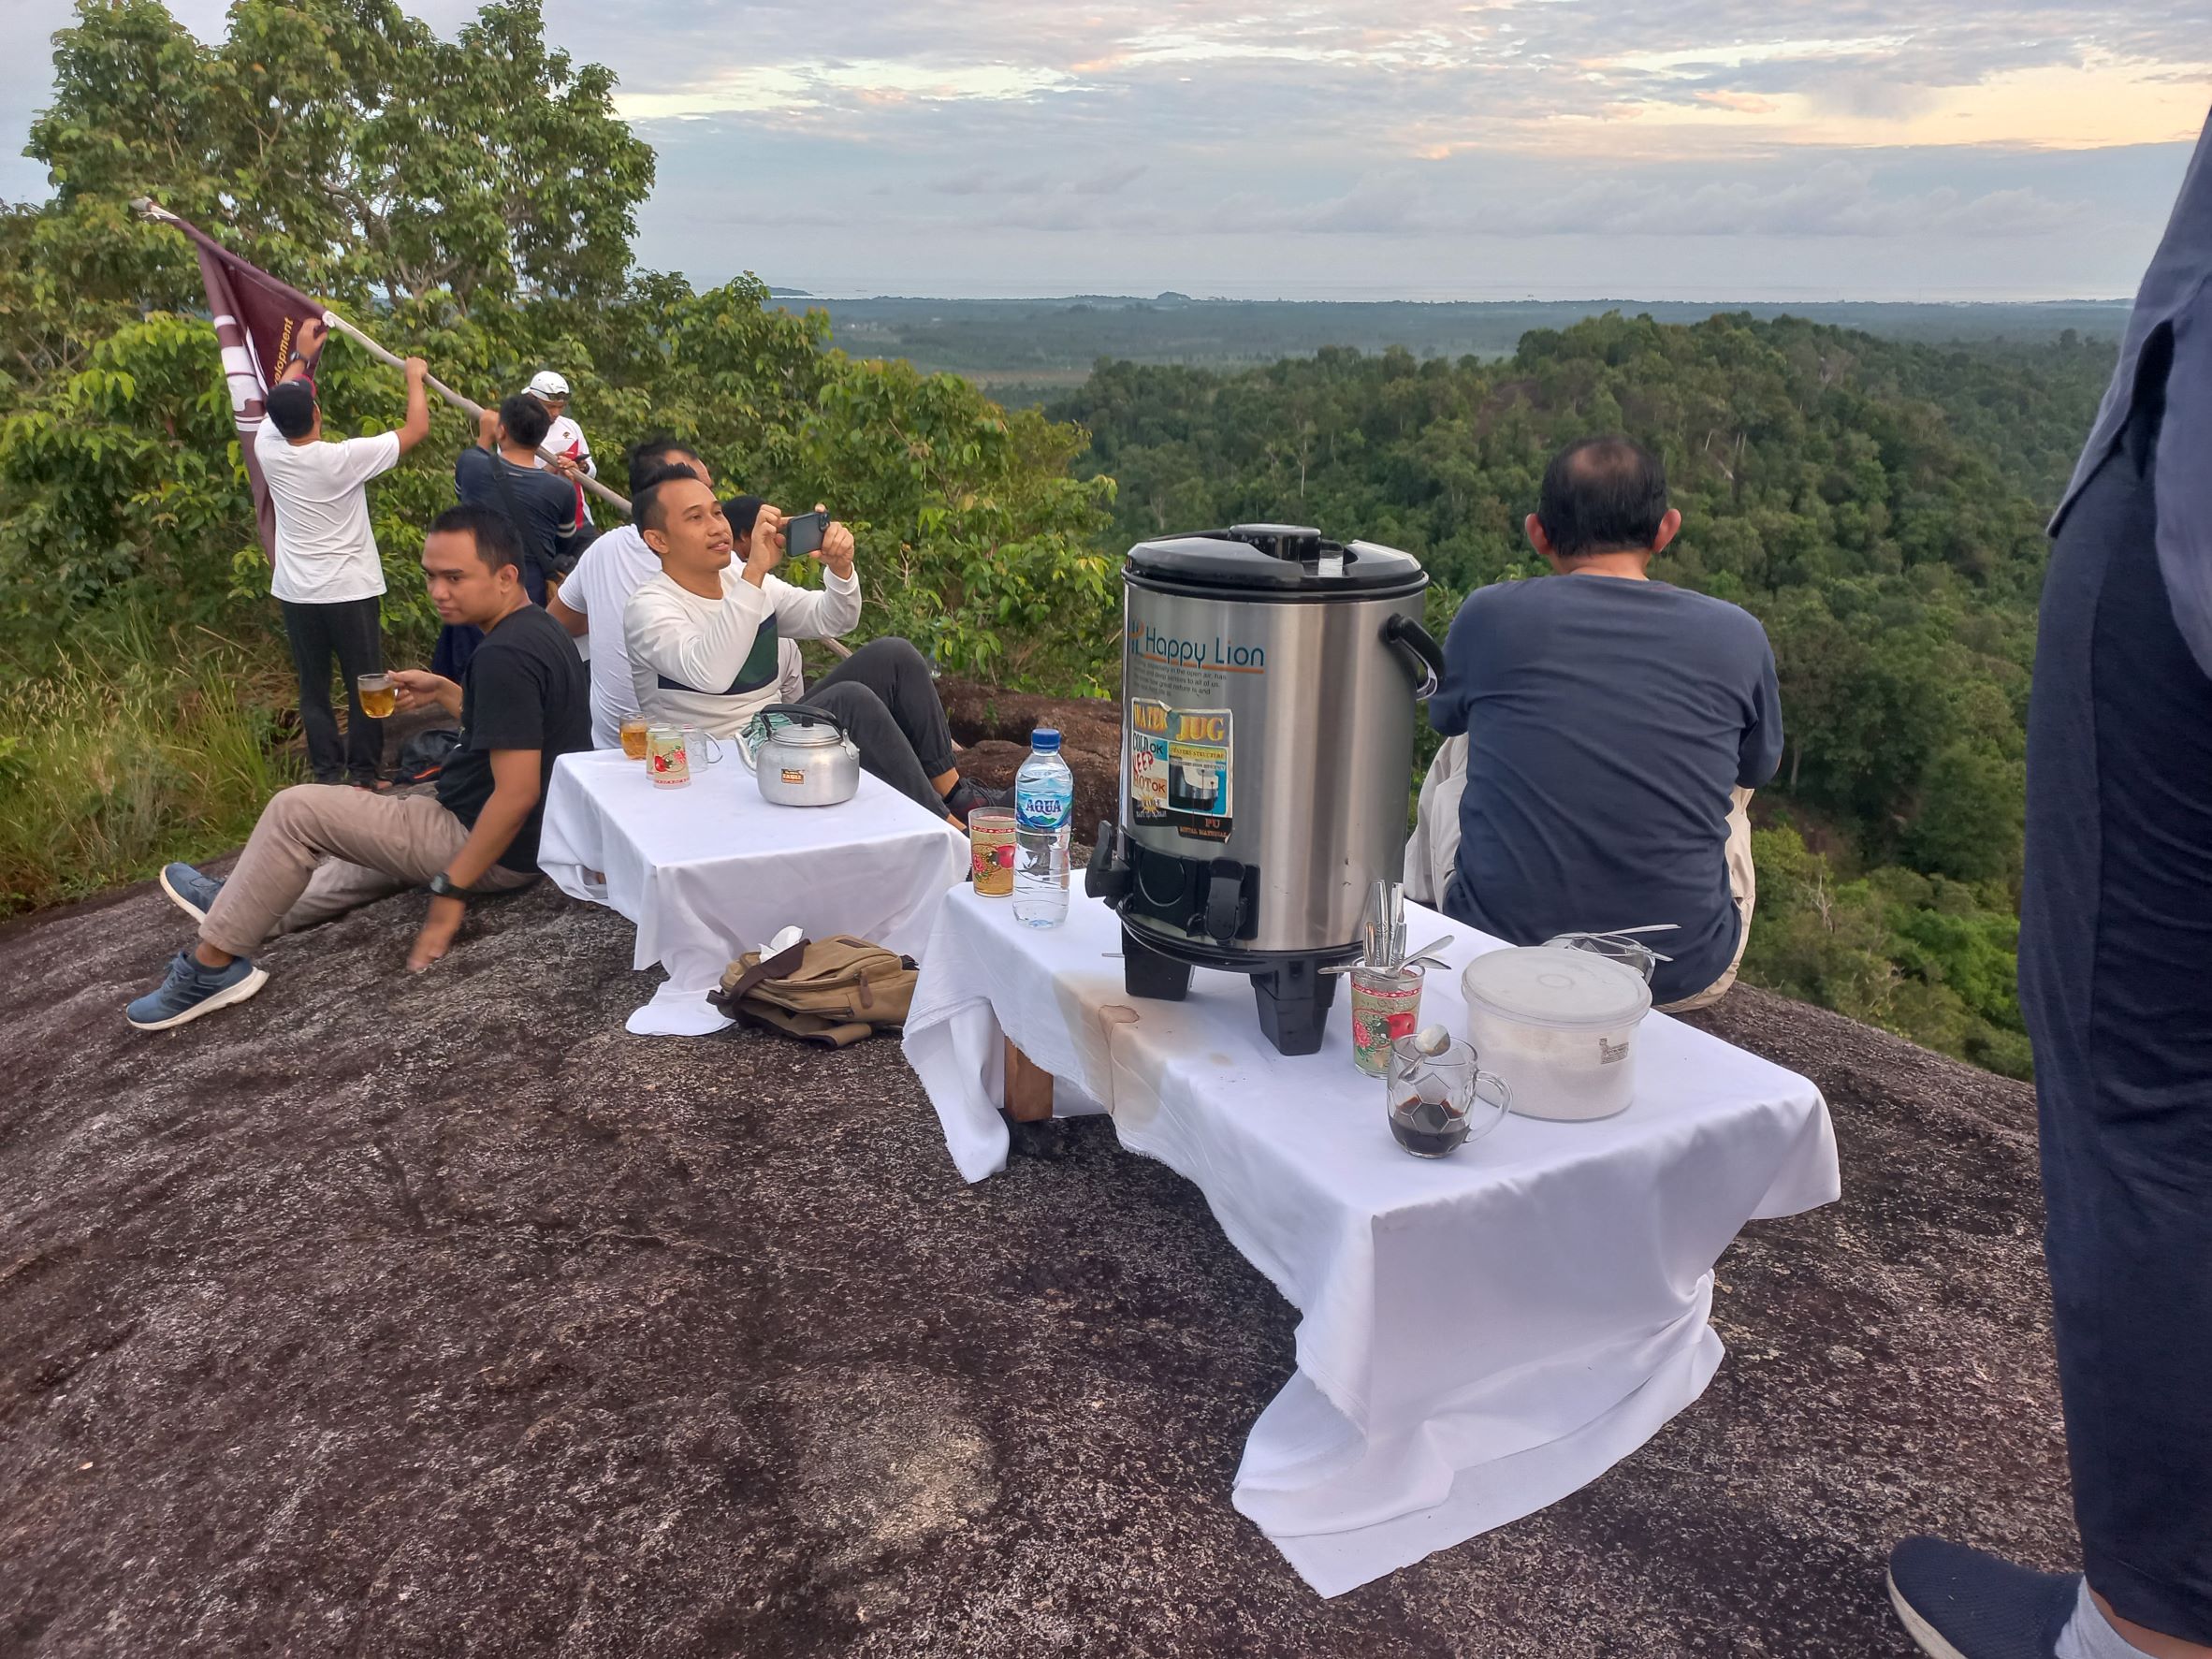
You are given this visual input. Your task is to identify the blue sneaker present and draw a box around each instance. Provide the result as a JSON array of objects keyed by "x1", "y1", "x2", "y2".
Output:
[
  {"x1": 159, "y1": 862, "x2": 226, "y2": 924},
  {"x1": 1887, "y1": 1537, "x2": 2078, "y2": 1659},
  {"x1": 125, "y1": 950, "x2": 268, "y2": 1030}
]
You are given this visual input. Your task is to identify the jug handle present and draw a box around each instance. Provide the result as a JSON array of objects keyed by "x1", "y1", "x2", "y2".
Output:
[{"x1": 1384, "y1": 614, "x2": 1446, "y2": 700}]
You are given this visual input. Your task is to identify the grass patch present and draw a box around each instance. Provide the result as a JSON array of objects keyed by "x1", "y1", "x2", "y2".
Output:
[{"x1": 0, "y1": 618, "x2": 299, "y2": 915}]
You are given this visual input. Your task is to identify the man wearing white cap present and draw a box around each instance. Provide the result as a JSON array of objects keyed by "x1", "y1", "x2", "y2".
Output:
[{"x1": 526, "y1": 371, "x2": 594, "y2": 531}]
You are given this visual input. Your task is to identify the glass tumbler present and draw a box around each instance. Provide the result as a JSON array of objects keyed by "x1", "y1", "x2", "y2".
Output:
[
  {"x1": 1384, "y1": 1036, "x2": 1512, "y2": 1157},
  {"x1": 1349, "y1": 962, "x2": 1423, "y2": 1077}
]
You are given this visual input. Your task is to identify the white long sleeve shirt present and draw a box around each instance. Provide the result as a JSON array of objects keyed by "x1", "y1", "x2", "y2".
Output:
[{"x1": 623, "y1": 562, "x2": 862, "y2": 744}]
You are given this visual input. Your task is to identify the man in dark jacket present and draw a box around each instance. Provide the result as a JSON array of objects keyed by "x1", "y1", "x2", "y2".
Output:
[{"x1": 1885, "y1": 112, "x2": 2212, "y2": 1659}]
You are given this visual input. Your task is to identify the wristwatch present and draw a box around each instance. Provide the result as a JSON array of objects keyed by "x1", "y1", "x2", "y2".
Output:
[{"x1": 427, "y1": 872, "x2": 471, "y2": 900}]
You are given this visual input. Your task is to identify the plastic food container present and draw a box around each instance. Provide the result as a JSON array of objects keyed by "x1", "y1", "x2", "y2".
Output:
[{"x1": 1459, "y1": 946, "x2": 1653, "y2": 1121}]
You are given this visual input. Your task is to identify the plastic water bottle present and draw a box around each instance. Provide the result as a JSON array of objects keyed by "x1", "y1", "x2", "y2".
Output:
[{"x1": 1012, "y1": 727, "x2": 1074, "y2": 928}]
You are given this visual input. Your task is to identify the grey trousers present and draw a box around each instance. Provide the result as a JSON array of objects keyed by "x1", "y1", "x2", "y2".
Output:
[
  {"x1": 199, "y1": 784, "x2": 535, "y2": 958},
  {"x1": 801, "y1": 637, "x2": 958, "y2": 818}
]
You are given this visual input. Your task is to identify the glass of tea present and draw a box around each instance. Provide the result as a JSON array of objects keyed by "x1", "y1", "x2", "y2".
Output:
[
  {"x1": 1384, "y1": 1035, "x2": 1511, "y2": 1157},
  {"x1": 357, "y1": 673, "x2": 397, "y2": 720},
  {"x1": 968, "y1": 808, "x2": 1016, "y2": 896},
  {"x1": 619, "y1": 718, "x2": 650, "y2": 760}
]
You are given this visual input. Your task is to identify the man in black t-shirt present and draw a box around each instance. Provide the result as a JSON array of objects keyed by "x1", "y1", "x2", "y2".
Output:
[{"x1": 125, "y1": 504, "x2": 590, "y2": 1030}]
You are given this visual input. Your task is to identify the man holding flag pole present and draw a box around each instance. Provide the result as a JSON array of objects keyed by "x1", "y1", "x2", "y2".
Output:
[
  {"x1": 259, "y1": 316, "x2": 430, "y2": 786},
  {"x1": 143, "y1": 199, "x2": 433, "y2": 788}
]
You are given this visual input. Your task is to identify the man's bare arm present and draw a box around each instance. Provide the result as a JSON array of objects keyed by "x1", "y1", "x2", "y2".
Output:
[{"x1": 547, "y1": 589, "x2": 589, "y2": 637}]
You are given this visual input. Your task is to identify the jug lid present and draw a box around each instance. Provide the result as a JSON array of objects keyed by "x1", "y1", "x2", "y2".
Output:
[
  {"x1": 1127, "y1": 527, "x2": 1423, "y2": 593},
  {"x1": 1461, "y1": 945, "x2": 1652, "y2": 1030}
]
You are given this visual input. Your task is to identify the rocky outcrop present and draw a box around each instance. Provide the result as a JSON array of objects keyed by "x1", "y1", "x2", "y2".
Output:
[
  {"x1": 0, "y1": 836, "x2": 2068, "y2": 1657},
  {"x1": 939, "y1": 677, "x2": 1121, "y2": 839}
]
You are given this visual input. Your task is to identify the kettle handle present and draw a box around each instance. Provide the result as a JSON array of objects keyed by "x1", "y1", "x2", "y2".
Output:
[
  {"x1": 1384, "y1": 613, "x2": 1446, "y2": 700},
  {"x1": 754, "y1": 702, "x2": 850, "y2": 741}
]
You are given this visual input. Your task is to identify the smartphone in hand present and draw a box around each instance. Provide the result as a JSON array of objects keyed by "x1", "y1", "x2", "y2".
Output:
[{"x1": 783, "y1": 510, "x2": 827, "y2": 559}]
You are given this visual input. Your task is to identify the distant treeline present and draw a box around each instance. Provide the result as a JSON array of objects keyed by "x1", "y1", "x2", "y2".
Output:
[
  {"x1": 796, "y1": 295, "x2": 2131, "y2": 393},
  {"x1": 1042, "y1": 313, "x2": 2121, "y2": 1077}
]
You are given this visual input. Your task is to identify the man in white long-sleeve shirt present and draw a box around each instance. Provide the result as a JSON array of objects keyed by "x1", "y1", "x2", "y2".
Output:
[{"x1": 621, "y1": 471, "x2": 1008, "y2": 823}]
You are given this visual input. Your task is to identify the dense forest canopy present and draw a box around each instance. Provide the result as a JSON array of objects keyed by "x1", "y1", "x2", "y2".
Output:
[
  {"x1": 0, "y1": 0, "x2": 2123, "y2": 1080},
  {"x1": 1050, "y1": 321, "x2": 2119, "y2": 1075}
]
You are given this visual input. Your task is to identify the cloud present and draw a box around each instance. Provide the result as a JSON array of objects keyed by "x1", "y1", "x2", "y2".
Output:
[
  {"x1": 0, "y1": 0, "x2": 2202, "y2": 295},
  {"x1": 1469, "y1": 161, "x2": 2092, "y2": 238}
]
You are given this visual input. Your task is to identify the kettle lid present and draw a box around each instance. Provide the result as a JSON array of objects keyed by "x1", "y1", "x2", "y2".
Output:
[{"x1": 748, "y1": 705, "x2": 845, "y2": 747}]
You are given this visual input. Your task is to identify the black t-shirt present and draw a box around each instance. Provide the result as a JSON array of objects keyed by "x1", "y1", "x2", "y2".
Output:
[
  {"x1": 455, "y1": 444, "x2": 578, "y2": 598},
  {"x1": 436, "y1": 604, "x2": 590, "y2": 870}
]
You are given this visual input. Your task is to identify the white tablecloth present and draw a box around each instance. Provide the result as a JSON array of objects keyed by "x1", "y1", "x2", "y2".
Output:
[
  {"x1": 538, "y1": 749, "x2": 967, "y2": 1035},
  {"x1": 903, "y1": 889, "x2": 1840, "y2": 1595}
]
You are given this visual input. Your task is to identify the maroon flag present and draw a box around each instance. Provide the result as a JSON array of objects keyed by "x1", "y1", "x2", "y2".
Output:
[{"x1": 143, "y1": 203, "x2": 327, "y2": 559}]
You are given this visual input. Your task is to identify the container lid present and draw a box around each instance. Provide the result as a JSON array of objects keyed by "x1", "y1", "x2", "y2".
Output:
[
  {"x1": 1031, "y1": 728, "x2": 1062, "y2": 751},
  {"x1": 1460, "y1": 945, "x2": 1652, "y2": 1030},
  {"x1": 1126, "y1": 526, "x2": 1424, "y2": 593}
]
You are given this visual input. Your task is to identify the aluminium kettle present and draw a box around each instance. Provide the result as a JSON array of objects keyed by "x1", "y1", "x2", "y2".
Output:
[{"x1": 745, "y1": 704, "x2": 861, "y2": 808}]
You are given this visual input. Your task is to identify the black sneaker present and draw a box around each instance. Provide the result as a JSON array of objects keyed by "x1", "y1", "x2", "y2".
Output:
[
  {"x1": 125, "y1": 950, "x2": 268, "y2": 1030},
  {"x1": 943, "y1": 779, "x2": 1011, "y2": 820},
  {"x1": 1886, "y1": 1537, "x2": 2077, "y2": 1659}
]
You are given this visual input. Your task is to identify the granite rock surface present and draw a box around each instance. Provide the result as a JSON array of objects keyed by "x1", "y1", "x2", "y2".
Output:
[{"x1": 0, "y1": 866, "x2": 2073, "y2": 1657}]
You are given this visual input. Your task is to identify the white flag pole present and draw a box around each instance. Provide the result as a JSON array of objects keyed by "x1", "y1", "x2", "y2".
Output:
[{"x1": 318, "y1": 312, "x2": 633, "y2": 515}]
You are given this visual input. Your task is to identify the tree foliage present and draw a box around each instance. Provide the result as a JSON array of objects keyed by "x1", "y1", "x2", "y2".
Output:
[
  {"x1": 0, "y1": 0, "x2": 1113, "y2": 692},
  {"x1": 1049, "y1": 315, "x2": 2118, "y2": 1077}
]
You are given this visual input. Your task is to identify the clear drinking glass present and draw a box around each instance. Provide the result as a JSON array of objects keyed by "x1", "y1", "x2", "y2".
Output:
[
  {"x1": 1543, "y1": 930, "x2": 1668, "y2": 983},
  {"x1": 1349, "y1": 961, "x2": 1423, "y2": 1077},
  {"x1": 356, "y1": 672, "x2": 396, "y2": 720},
  {"x1": 1384, "y1": 1036, "x2": 1511, "y2": 1157},
  {"x1": 968, "y1": 808, "x2": 1017, "y2": 897}
]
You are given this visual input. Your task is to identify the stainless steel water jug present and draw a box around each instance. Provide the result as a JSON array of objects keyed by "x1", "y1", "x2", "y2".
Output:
[{"x1": 1085, "y1": 524, "x2": 1445, "y2": 1054}]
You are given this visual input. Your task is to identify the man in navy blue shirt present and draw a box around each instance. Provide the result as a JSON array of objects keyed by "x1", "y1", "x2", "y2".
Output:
[{"x1": 1430, "y1": 436, "x2": 1783, "y2": 1009}]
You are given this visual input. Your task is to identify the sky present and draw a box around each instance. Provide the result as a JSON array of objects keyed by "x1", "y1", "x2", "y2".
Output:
[{"x1": 4, "y1": 1, "x2": 2208, "y2": 300}]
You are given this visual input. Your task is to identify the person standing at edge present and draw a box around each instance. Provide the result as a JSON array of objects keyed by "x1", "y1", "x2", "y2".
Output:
[
  {"x1": 256, "y1": 316, "x2": 431, "y2": 788},
  {"x1": 124, "y1": 505, "x2": 589, "y2": 1029},
  {"x1": 527, "y1": 370, "x2": 595, "y2": 532},
  {"x1": 1428, "y1": 436, "x2": 1782, "y2": 1011},
  {"x1": 1885, "y1": 113, "x2": 2212, "y2": 1659},
  {"x1": 438, "y1": 393, "x2": 587, "y2": 679}
]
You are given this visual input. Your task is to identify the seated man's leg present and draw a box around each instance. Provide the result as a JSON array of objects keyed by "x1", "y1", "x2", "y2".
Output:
[
  {"x1": 1657, "y1": 786, "x2": 1755, "y2": 1013},
  {"x1": 805, "y1": 638, "x2": 959, "y2": 791},
  {"x1": 200, "y1": 786, "x2": 476, "y2": 958},
  {"x1": 801, "y1": 680, "x2": 957, "y2": 821}
]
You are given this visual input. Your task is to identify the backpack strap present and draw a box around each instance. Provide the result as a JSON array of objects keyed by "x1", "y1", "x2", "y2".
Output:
[{"x1": 707, "y1": 938, "x2": 810, "y2": 1013}]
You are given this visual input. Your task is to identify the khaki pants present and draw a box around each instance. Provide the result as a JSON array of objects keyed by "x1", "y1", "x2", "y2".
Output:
[
  {"x1": 199, "y1": 784, "x2": 535, "y2": 958},
  {"x1": 1656, "y1": 787, "x2": 1757, "y2": 1013}
]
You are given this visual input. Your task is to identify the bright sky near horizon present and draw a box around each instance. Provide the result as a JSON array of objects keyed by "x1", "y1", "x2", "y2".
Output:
[{"x1": 4, "y1": 1, "x2": 2207, "y2": 300}]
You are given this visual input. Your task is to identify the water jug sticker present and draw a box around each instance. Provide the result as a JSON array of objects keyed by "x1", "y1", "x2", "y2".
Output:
[
  {"x1": 1129, "y1": 699, "x2": 1171, "y2": 826},
  {"x1": 1166, "y1": 706, "x2": 1233, "y2": 841},
  {"x1": 1598, "y1": 1037, "x2": 1630, "y2": 1065}
]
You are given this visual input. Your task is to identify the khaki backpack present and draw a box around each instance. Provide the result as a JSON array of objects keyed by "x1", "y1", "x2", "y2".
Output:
[{"x1": 708, "y1": 936, "x2": 918, "y2": 1048}]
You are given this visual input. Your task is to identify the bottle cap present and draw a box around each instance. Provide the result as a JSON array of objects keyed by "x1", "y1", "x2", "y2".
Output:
[{"x1": 1031, "y1": 728, "x2": 1062, "y2": 751}]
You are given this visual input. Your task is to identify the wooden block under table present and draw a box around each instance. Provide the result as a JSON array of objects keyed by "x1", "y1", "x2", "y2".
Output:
[{"x1": 1003, "y1": 1039, "x2": 1055, "y2": 1122}]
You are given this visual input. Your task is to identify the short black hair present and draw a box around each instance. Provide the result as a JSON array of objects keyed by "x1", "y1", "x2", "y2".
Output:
[
  {"x1": 628, "y1": 434, "x2": 703, "y2": 480},
  {"x1": 428, "y1": 502, "x2": 524, "y2": 576},
  {"x1": 499, "y1": 391, "x2": 552, "y2": 451},
  {"x1": 721, "y1": 494, "x2": 765, "y2": 539},
  {"x1": 634, "y1": 468, "x2": 711, "y2": 535},
  {"x1": 1536, "y1": 437, "x2": 1669, "y2": 558},
  {"x1": 266, "y1": 380, "x2": 316, "y2": 440}
]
